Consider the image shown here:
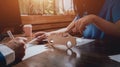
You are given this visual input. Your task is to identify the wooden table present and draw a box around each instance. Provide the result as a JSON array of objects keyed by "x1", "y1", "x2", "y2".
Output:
[{"x1": 13, "y1": 39, "x2": 120, "y2": 67}]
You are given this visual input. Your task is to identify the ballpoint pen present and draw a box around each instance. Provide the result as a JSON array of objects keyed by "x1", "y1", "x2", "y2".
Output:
[{"x1": 7, "y1": 30, "x2": 15, "y2": 39}]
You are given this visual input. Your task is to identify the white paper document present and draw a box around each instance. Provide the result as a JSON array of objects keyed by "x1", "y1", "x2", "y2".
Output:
[
  {"x1": 109, "y1": 54, "x2": 120, "y2": 63},
  {"x1": 23, "y1": 38, "x2": 95, "y2": 60},
  {"x1": 76, "y1": 38, "x2": 95, "y2": 46},
  {"x1": 23, "y1": 45, "x2": 48, "y2": 60}
]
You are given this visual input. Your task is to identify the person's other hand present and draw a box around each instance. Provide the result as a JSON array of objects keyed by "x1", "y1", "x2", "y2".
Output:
[
  {"x1": 6, "y1": 37, "x2": 27, "y2": 62},
  {"x1": 34, "y1": 31, "x2": 63, "y2": 42},
  {"x1": 34, "y1": 31, "x2": 49, "y2": 42}
]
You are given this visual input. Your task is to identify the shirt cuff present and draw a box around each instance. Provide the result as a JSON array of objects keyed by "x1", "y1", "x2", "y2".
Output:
[{"x1": 0, "y1": 44, "x2": 15, "y2": 65}]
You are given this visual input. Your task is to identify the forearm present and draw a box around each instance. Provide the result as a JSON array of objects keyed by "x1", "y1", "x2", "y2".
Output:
[{"x1": 93, "y1": 15, "x2": 120, "y2": 37}]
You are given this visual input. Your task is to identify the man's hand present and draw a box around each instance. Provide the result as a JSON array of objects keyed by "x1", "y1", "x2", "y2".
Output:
[{"x1": 6, "y1": 37, "x2": 27, "y2": 62}]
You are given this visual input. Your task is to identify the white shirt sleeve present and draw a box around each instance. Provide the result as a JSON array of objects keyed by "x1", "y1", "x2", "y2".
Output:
[{"x1": 0, "y1": 44, "x2": 15, "y2": 65}]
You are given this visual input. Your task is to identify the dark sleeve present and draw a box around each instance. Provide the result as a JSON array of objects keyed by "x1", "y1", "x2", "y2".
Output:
[{"x1": 0, "y1": 52, "x2": 6, "y2": 66}]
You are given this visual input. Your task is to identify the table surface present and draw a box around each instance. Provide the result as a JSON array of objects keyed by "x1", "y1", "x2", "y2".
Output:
[{"x1": 12, "y1": 38, "x2": 120, "y2": 67}]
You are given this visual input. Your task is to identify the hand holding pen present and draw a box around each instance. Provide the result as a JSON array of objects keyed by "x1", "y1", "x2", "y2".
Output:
[
  {"x1": 7, "y1": 30, "x2": 42, "y2": 48},
  {"x1": 6, "y1": 30, "x2": 27, "y2": 61},
  {"x1": 6, "y1": 30, "x2": 27, "y2": 48}
]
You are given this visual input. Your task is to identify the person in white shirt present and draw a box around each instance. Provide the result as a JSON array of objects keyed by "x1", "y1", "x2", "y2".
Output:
[{"x1": 0, "y1": 37, "x2": 27, "y2": 67}]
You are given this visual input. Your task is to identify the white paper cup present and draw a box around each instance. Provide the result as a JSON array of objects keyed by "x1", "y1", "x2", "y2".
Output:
[{"x1": 23, "y1": 24, "x2": 32, "y2": 37}]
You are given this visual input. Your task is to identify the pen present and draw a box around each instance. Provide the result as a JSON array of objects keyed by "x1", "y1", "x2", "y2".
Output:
[
  {"x1": 27, "y1": 38, "x2": 38, "y2": 44},
  {"x1": 7, "y1": 30, "x2": 15, "y2": 39},
  {"x1": 25, "y1": 38, "x2": 38, "y2": 48}
]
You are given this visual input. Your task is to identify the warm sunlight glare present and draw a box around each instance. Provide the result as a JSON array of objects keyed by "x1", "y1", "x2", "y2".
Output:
[
  {"x1": 64, "y1": 0, "x2": 73, "y2": 11},
  {"x1": 32, "y1": 0, "x2": 43, "y2": 4}
]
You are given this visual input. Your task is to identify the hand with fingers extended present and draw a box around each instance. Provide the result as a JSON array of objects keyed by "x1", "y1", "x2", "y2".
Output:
[
  {"x1": 34, "y1": 29, "x2": 70, "y2": 42},
  {"x1": 34, "y1": 31, "x2": 50, "y2": 43}
]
